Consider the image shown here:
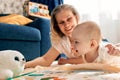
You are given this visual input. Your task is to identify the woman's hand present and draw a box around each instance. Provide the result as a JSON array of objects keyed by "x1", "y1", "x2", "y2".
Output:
[
  {"x1": 105, "y1": 44, "x2": 120, "y2": 56},
  {"x1": 58, "y1": 58, "x2": 68, "y2": 65}
]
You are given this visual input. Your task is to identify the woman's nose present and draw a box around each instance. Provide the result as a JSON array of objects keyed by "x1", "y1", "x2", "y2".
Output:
[{"x1": 64, "y1": 22, "x2": 70, "y2": 28}]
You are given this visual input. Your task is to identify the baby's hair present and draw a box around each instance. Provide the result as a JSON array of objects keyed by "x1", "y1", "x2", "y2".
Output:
[{"x1": 74, "y1": 21, "x2": 102, "y2": 43}]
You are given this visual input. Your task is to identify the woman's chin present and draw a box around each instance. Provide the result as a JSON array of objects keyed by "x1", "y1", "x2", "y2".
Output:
[
  {"x1": 66, "y1": 32, "x2": 72, "y2": 36},
  {"x1": 65, "y1": 33, "x2": 70, "y2": 37}
]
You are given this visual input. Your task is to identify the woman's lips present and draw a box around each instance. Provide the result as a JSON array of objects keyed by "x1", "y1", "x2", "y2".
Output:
[{"x1": 65, "y1": 26, "x2": 73, "y2": 33}]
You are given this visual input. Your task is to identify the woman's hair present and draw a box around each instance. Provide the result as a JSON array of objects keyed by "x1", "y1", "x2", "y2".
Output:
[{"x1": 51, "y1": 4, "x2": 80, "y2": 38}]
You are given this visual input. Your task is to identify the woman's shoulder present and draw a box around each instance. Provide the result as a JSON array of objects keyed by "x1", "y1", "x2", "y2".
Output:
[{"x1": 52, "y1": 35, "x2": 68, "y2": 43}]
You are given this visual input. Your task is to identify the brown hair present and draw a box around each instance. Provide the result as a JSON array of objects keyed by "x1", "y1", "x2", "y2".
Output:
[{"x1": 51, "y1": 4, "x2": 80, "y2": 38}]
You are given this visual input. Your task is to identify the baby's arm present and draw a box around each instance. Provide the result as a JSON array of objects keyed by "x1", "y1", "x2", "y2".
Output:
[
  {"x1": 106, "y1": 43, "x2": 120, "y2": 56},
  {"x1": 58, "y1": 56, "x2": 84, "y2": 65}
]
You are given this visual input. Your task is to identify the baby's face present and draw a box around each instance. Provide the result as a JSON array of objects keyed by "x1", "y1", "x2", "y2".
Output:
[{"x1": 71, "y1": 31, "x2": 91, "y2": 57}]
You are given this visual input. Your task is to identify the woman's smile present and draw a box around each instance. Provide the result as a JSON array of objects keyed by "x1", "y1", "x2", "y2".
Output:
[
  {"x1": 56, "y1": 9, "x2": 78, "y2": 36},
  {"x1": 65, "y1": 25, "x2": 74, "y2": 33}
]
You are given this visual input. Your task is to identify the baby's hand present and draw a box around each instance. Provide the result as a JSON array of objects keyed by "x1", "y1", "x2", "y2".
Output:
[
  {"x1": 58, "y1": 58, "x2": 68, "y2": 65},
  {"x1": 105, "y1": 44, "x2": 120, "y2": 56}
]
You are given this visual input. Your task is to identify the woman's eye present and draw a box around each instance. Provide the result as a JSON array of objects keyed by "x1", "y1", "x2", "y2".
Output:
[
  {"x1": 75, "y1": 41, "x2": 79, "y2": 44},
  {"x1": 67, "y1": 17, "x2": 72, "y2": 22},
  {"x1": 59, "y1": 21, "x2": 64, "y2": 25}
]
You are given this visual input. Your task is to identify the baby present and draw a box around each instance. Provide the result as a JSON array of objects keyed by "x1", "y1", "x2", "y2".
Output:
[{"x1": 58, "y1": 21, "x2": 120, "y2": 65}]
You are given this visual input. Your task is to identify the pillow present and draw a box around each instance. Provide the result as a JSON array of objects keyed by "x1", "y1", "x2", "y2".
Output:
[{"x1": 0, "y1": 14, "x2": 33, "y2": 25}]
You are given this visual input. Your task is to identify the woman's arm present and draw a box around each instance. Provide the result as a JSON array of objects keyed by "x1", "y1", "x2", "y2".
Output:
[
  {"x1": 25, "y1": 47, "x2": 60, "y2": 68},
  {"x1": 58, "y1": 56, "x2": 84, "y2": 65}
]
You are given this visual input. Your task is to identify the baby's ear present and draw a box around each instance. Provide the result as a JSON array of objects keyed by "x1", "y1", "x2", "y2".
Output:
[{"x1": 90, "y1": 39, "x2": 98, "y2": 48}]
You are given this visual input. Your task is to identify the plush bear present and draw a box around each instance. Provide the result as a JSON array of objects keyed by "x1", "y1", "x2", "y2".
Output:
[{"x1": 0, "y1": 50, "x2": 26, "y2": 80}]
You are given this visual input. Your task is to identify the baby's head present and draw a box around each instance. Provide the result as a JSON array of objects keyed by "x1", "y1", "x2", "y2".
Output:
[
  {"x1": 71, "y1": 21, "x2": 102, "y2": 57},
  {"x1": 73, "y1": 21, "x2": 101, "y2": 43}
]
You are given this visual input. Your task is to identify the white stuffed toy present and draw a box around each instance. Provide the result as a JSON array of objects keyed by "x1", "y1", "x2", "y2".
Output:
[{"x1": 0, "y1": 50, "x2": 26, "y2": 79}]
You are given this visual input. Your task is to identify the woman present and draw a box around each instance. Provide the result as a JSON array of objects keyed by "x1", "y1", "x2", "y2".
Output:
[{"x1": 25, "y1": 4, "x2": 120, "y2": 68}]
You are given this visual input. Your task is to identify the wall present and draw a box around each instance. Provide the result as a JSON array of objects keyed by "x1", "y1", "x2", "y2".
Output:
[
  {"x1": 64, "y1": 0, "x2": 120, "y2": 44},
  {"x1": 0, "y1": 0, "x2": 25, "y2": 15}
]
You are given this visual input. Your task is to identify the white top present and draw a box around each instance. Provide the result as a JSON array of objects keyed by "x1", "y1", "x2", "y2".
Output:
[
  {"x1": 83, "y1": 42, "x2": 120, "y2": 65},
  {"x1": 51, "y1": 35, "x2": 75, "y2": 58}
]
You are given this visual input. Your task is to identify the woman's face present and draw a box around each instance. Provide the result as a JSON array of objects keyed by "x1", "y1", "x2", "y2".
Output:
[{"x1": 55, "y1": 9, "x2": 78, "y2": 37}]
